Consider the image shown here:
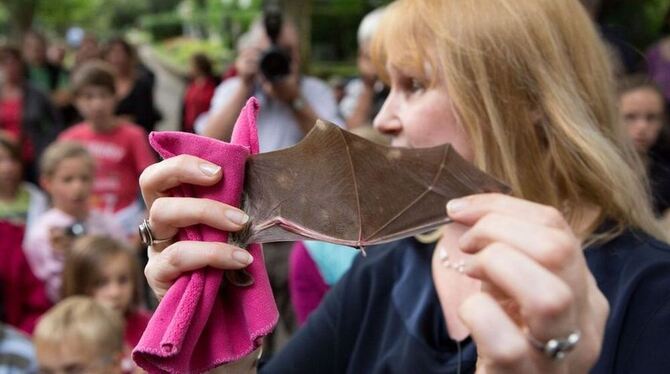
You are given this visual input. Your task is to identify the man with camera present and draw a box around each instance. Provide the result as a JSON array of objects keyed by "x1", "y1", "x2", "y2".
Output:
[{"x1": 196, "y1": 12, "x2": 341, "y2": 152}]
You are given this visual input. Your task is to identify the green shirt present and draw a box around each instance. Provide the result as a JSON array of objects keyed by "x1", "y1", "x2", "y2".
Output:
[{"x1": 0, "y1": 185, "x2": 30, "y2": 225}]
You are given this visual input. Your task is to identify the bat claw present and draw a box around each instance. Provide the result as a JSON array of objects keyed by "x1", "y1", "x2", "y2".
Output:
[{"x1": 224, "y1": 269, "x2": 255, "y2": 287}]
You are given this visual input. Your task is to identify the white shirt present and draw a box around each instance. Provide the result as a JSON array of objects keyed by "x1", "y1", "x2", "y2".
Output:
[{"x1": 195, "y1": 76, "x2": 343, "y2": 152}]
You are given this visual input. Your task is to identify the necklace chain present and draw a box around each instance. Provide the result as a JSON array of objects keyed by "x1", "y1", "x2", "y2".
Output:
[{"x1": 438, "y1": 245, "x2": 467, "y2": 273}]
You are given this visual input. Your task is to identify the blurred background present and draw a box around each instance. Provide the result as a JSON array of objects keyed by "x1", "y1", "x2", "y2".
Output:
[{"x1": 0, "y1": 0, "x2": 667, "y2": 131}]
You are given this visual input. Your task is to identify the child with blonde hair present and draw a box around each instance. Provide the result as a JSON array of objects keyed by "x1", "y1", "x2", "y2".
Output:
[
  {"x1": 33, "y1": 296, "x2": 123, "y2": 374},
  {"x1": 62, "y1": 235, "x2": 151, "y2": 372},
  {"x1": 24, "y1": 141, "x2": 124, "y2": 302}
]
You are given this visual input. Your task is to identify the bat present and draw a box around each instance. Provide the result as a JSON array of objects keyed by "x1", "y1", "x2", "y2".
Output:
[{"x1": 229, "y1": 120, "x2": 511, "y2": 250}]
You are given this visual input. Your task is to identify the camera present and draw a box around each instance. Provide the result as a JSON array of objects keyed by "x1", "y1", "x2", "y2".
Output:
[
  {"x1": 259, "y1": 7, "x2": 292, "y2": 82},
  {"x1": 64, "y1": 221, "x2": 86, "y2": 237}
]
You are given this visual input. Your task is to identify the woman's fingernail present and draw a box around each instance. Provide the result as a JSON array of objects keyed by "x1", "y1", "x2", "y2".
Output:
[
  {"x1": 226, "y1": 209, "x2": 250, "y2": 225},
  {"x1": 233, "y1": 250, "x2": 253, "y2": 265},
  {"x1": 199, "y1": 163, "x2": 221, "y2": 176},
  {"x1": 447, "y1": 198, "x2": 467, "y2": 215}
]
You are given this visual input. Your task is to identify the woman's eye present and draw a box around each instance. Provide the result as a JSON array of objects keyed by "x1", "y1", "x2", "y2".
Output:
[{"x1": 409, "y1": 78, "x2": 425, "y2": 93}]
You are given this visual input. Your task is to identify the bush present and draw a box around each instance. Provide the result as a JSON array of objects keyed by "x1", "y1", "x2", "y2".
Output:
[{"x1": 154, "y1": 37, "x2": 232, "y2": 75}]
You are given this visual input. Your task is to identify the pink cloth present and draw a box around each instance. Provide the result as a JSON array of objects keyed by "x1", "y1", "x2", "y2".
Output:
[
  {"x1": 289, "y1": 242, "x2": 330, "y2": 326},
  {"x1": 133, "y1": 98, "x2": 278, "y2": 373}
]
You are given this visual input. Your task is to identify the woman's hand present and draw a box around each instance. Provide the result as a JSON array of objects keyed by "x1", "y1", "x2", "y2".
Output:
[
  {"x1": 447, "y1": 193, "x2": 609, "y2": 373},
  {"x1": 139, "y1": 155, "x2": 254, "y2": 300}
]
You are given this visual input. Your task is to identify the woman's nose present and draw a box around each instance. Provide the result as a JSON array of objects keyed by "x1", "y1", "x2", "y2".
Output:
[{"x1": 373, "y1": 97, "x2": 402, "y2": 136}]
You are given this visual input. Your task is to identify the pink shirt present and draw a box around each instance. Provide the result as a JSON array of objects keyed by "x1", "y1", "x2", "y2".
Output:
[
  {"x1": 23, "y1": 208, "x2": 125, "y2": 302},
  {"x1": 59, "y1": 122, "x2": 155, "y2": 213}
]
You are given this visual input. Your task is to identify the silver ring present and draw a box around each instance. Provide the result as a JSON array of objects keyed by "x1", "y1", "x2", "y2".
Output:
[
  {"x1": 526, "y1": 329, "x2": 581, "y2": 360},
  {"x1": 138, "y1": 219, "x2": 172, "y2": 247}
]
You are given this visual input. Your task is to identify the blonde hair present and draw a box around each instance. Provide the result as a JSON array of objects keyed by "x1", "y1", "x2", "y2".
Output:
[
  {"x1": 62, "y1": 235, "x2": 143, "y2": 309},
  {"x1": 34, "y1": 296, "x2": 123, "y2": 357},
  {"x1": 39, "y1": 140, "x2": 94, "y2": 178},
  {"x1": 372, "y1": 0, "x2": 665, "y2": 241}
]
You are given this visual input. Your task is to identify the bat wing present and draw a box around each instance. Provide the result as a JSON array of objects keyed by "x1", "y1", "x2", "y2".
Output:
[{"x1": 233, "y1": 121, "x2": 510, "y2": 248}]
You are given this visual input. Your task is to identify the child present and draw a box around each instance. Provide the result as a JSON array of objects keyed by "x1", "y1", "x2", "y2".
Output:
[
  {"x1": 62, "y1": 235, "x2": 151, "y2": 373},
  {"x1": 59, "y1": 61, "x2": 155, "y2": 240},
  {"x1": 617, "y1": 74, "x2": 670, "y2": 217},
  {"x1": 23, "y1": 141, "x2": 124, "y2": 302},
  {"x1": 0, "y1": 134, "x2": 48, "y2": 230},
  {"x1": 33, "y1": 296, "x2": 124, "y2": 374}
]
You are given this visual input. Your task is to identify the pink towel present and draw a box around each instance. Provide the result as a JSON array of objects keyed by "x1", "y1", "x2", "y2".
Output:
[{"x1": 133, "y1": 98, "x2": 278, "y2": 373}]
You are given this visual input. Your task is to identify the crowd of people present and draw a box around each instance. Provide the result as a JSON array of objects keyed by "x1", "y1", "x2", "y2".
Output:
[{"x1": 2, "y1": 0, "x2": 670, "y2": 372}]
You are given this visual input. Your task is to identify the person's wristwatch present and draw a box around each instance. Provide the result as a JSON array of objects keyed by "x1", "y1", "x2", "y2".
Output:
[{"x1": 291, "y1": 96, "x2": 306, "y2": 111}]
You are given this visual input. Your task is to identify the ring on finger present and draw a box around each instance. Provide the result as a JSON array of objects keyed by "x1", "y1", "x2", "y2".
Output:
[
  {"x1": 139, "y1": 219, "x2": 172, "y2": 247},
  {"x1": 525, "y1": 329, "x2": 581, "y2": 360}
]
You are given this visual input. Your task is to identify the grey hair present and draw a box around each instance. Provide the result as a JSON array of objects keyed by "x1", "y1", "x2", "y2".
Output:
[{"x1": 357, "y1": 7, "x2": 386, "y2": 45}]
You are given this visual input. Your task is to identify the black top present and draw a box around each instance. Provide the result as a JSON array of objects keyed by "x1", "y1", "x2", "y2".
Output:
[
  {"x1": 261, "y1": 229, "x2": 670, "y2": 373},
  {"x1": 115, "y1": 71, "x2": 161, "y2": 133}
]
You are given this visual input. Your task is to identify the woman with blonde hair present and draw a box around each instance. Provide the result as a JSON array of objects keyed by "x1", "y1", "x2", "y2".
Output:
[{"x1": 138, "y1": 0, "x2": 670, "y2": 372}]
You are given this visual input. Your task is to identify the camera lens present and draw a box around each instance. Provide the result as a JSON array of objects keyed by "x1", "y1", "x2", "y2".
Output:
[
  {"x1": 260, "y1": 47, "x2": 291, "y2": 82},
  {"x1": 66, "y1": 222, "x2": 86, "y2": 237}
]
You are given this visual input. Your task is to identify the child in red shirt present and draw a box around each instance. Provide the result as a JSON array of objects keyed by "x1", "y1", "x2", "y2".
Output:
[{"x1": 59, "y1": 61, "x2": 155, "y2": 241}]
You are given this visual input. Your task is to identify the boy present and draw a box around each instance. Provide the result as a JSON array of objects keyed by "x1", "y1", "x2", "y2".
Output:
[
  {"x1": 33, "y1": 296, "x2": 123, "y2": 374},
  {"x1": 59, "y1": 61, "x2": 155, "y2": 239},
  {"x1": 23, "y1": 141, "x2": 123, "y2": 302}
]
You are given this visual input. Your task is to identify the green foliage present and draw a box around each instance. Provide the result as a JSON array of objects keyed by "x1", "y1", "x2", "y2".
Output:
[
  {"x1": 309, "y1": 60, "x2": 358, "y2": 80},
  {"x1": 154, "y1": 37, "x2": 232, "y2": 74},
  {"x1": 601, "y1": 0, "x2": 670, "y2": 49}
]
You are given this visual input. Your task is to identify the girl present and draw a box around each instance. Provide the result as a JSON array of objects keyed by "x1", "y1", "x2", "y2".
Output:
[
  {"x1": 140, "y1": 0, "x2": 670, "y2": 373},
  {"x1": 62, "y1": 235, "x2": 151, "y2": 373},
  {"x1": 617, "y1": 75, "x2": 670, "y2": 217}
]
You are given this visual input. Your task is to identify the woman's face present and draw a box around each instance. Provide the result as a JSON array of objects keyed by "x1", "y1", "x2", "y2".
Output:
[
  {"x1": 105, "y1": 43, "x2": 131, "y2": 69},
  {"x1": 619, "y1": 88, "x2": 665, "y2": 154},
  {"x1": 0, "y1": 55, "x2": 24, "y2": 82},
  {"x1": 373, "y1": 64, "x2": 474, "y2": 161}
]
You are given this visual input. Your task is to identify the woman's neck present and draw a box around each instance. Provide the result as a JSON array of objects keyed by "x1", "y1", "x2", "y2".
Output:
[
  {"x1": 194, "y1": 75, "x2": 209, "y2": 84},
  {"x1": 1, "y1": 80, "x2": 23, "y2": 98},
  {"x1": 90, "y1": 116, "x2": 119, "y2": 132},
  {"x1": 55, "y1": 205, "x2": 88, "y2": 221},
  {"x1": 116, "y1": 65, "x2": 134, "y2": 79}
]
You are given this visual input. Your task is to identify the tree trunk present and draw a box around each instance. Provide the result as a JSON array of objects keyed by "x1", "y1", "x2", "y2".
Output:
[
  {"x1": 1, "y1": 0, "x2": 38, "y2": 43},
  {"x1": 281, "y1": 0, "x2": 312, "y2": 70}
]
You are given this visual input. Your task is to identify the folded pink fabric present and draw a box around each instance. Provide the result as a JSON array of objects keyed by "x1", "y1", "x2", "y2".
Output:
[{"x1": 133, "y1": 98, "x2": 278, "y2": 373}]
